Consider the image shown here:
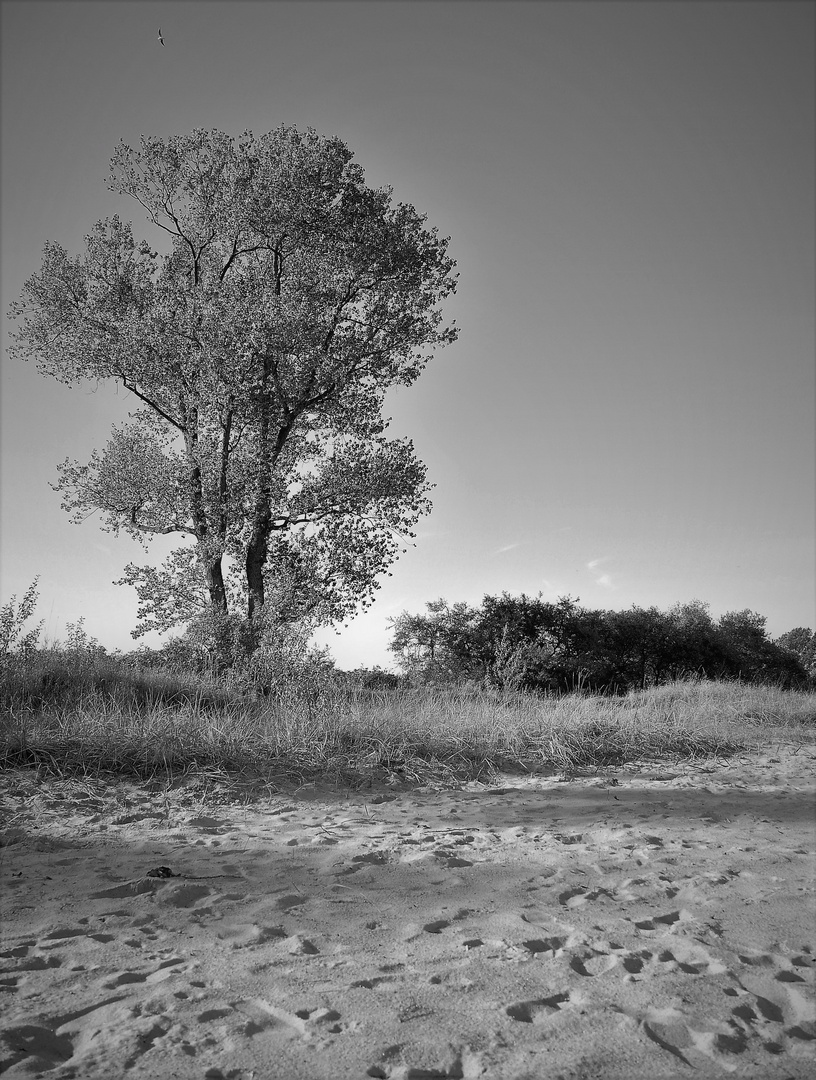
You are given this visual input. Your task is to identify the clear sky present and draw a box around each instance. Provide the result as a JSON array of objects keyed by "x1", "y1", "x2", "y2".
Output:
[{"x1": 2, "y1": 0, "x2": 814, "y2": 668}]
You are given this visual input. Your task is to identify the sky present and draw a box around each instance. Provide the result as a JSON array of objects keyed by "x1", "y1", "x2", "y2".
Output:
[{"x1": 1, "y1": 0, "x2": 814, "y2": 669}]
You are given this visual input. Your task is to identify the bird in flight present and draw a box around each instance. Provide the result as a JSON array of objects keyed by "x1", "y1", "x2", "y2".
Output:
[{"x1": 158, "y1": 28, "x2": 165, "y2": 46}]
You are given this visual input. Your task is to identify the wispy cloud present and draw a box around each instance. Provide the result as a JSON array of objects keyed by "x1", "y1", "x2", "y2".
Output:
[
  {"x1": 496, "y1": 542, "x2": 521, "y2": 555},
  {"x1": 586, "y1": 557, "x2": 608, "y2": 571}
]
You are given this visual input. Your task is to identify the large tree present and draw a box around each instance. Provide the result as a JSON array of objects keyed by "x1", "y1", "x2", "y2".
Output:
[{"x1": 9, "y1": 127, "x2": 457, "y2": 641}]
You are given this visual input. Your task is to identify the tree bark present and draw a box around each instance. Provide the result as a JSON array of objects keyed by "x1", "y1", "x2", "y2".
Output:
[
  {"x1": 245, "y1": 538, "x2": 267, "y2": 620},
  {"x1": 181, "y1": 402, "x2": 229, "y2": 616},
  {"x1": 204, "y1": 556, "x2": 228, "y2": 614},
  {"x1": 245, "y1": 387, "x2": 272, "y2": 621}
]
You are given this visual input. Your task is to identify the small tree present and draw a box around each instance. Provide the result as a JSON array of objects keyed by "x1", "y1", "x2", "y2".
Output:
[
  {"x1": 0, "y1": 579, "x2": 43, "y2": 660},
  {"x1": 717, "y1": 611, "x2": 808, "y2": 687},
  {"x1": 9, "y1": 127, "x2": 457, "y2": 649},
  {"x1": 601, "y1": 607, "x2": 674, "y2": 689},
  {"x1": 59, "y1": 617, "x2": 107, "y2": 674},
  {"x1": 777, "y1": 627, "x2": 816, "y2": 680},
  {"x1": 387, "y1": 599, "x2": 480, "y2": 683},
  {"x1": 662, "y1": 600, "x2": 727, "y2": 680},
  {"x1": 488, "y1": 625, "x2": 531, "y2": 692}
]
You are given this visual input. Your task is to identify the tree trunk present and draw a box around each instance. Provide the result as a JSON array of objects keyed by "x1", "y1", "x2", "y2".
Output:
[
  {"x1": 246, "y1": 401, "x2": 272, "y2": 621},
  {"x1": 245, "y1": 536, "x2": 267, "y2": 620},
  {"x1": 205, "y1": 556, "x2": 229, "y2": 614}
]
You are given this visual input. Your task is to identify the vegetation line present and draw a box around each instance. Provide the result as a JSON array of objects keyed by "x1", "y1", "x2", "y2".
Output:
[{"x1": 2, "y1": 647, "x2": 814, "y2": 795}]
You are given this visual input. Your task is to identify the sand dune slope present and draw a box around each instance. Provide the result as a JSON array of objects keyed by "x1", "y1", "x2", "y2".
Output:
[{"x1": 2, "y1": 747, "x2": 814, "y2": 1079}]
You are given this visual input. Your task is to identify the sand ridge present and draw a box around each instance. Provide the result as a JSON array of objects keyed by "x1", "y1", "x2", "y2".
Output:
[{"x1": 1, "y1": 747, "x2": 814, "y2": 1078}]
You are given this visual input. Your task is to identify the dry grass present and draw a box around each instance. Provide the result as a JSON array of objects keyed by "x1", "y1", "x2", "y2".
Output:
[{"x1": 2, "y1": 654, "x2": 814, "y2": 795}]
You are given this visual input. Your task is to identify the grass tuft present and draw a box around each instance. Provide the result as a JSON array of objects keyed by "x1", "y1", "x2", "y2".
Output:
[{"x1": 2, "y1": 654, "x2": 814, "y2": 796}]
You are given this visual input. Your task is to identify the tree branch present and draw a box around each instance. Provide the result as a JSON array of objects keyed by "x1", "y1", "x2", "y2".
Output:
[
  {"x1": 128, "y1": 507, "x2": 194, "y2": 536},
  {"x1": 120, "y1": 378, "x2": 184, "y2": 430}
]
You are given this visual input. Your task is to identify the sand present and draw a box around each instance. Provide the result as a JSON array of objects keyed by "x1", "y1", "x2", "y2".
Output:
[{"x1": 1, "y1": 746, "x2": 814, "y2": 1079}]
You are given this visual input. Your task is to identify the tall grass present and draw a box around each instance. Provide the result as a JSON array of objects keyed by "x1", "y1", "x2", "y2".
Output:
[{"x1": 2, "y1": 651, "x2": 814, "y2": 792}]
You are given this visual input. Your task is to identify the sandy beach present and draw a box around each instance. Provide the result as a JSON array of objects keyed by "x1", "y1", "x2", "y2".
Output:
[{"x1": 2, "y1": 746, "x2": 814, "y2": 1079}]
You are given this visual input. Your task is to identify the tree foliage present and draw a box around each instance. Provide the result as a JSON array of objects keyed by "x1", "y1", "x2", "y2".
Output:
[
  {"x1": 0, "y1": 579, "x2": 43, "y2": 659},
  {"x1": 776, "y1": 627, "x2": 816, "y2": 679},
  {"x1": 9, "y1": 128, "x2": 457, "y2": 645},
  {"x1": 388, "y1": 594, "x2": 809, "y2": 692}
]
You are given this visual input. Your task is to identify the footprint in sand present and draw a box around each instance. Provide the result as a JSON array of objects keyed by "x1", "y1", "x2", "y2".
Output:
[
  {"x1": 558, "y1": 886, "x2": 589, "y2": 908},
  {"x1": 111, "y1": 811, "x2": 166, "y2": 826},
  {"x1": 294, "y1": 1006, "x2": 346, "y2": 1033},
  {"x1": 90, "y1": 878, "x2": 166, "y2": 900},
  {"x1": 286, "y1": 934, "x2": 320, "y2": 955},
  {"x1": 520, "y1": 935, "x2": 569, "y2": 958},
  {"x1": 1, "y1": 999, "x2": 176, "y2": 1076},
  {"x1": 350, "y1": 975, "x2": 397, "y2": 990},
  {"x1": 619, "y1": 939, "x2": 726, "y2": 979},
  {"x1": 422, "y1": 919, "x2": 451, "y2": 935},
  {"x1": 569, "y1": 950, "x2": 619, "y2": 977},
  {"x1": 506, "y1": 989, "x2": 583, "y2": 1023},
  {"x1": 186, "y1": 815, "x2": 229, "y2": 834},
  {"x1": 0, "y1": 1022, "x2": 75, "y2": 1073},
  {"x1": 420, "y1": 909, "x2": 473, "y2": 936},
  {"x1": 160, "y1": 883, "x2": 214, "y2": 909},
  {"x1": 102, "y1": 956, "x2": 186, "y2": 988},
  {"x1": 274, "y1": 893, "x2": 307, "y2": 910},
  {"x1": 366, "y1": 1043, "x2": 487, "y2": 1079},
  {"x1": 216, "y1": 923, "x2": 287, "y2": 949},
  {"x1": 622, "y1": 967, "x2": 815, "y2": 1072},
  {"x1": 557, "y1": 884, "x2": 615, "y2": 909},
  {"x1": 338, "y1": 851, "x2": 390, "y2": 875},
  {"x1": 632, "y1": 908, "x2": 693, "y2": 932},
  {"x1": 236, "y1": 998, "x2": 344, "y2": 1038},
  {"x1": 0, "y1": 940, "x2": 36, "y2": 959},
  {"x1": 432, "y1": 848, "x2": 475, "y2": 868}
]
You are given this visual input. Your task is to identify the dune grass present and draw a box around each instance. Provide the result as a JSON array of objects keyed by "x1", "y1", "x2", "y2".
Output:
[{"x1": 1, "y1": 652, "x2": 814, "y2": 794}]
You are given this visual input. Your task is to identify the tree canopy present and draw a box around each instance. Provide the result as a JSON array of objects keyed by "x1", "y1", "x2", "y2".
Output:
[
  {"x1": 777, "y1": 627, "x2": 816, "y2": 679},
  {"x1": 9, "y1": 128, "x2": 458, "y2": 645},
  {"x1": 388, "y1": 594, "x2": 809, "y2": 691}
]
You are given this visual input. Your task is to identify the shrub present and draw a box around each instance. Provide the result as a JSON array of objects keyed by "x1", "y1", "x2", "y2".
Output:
[{"x1": 0, "y1": 579, "x2": 43, "y2": 660}]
